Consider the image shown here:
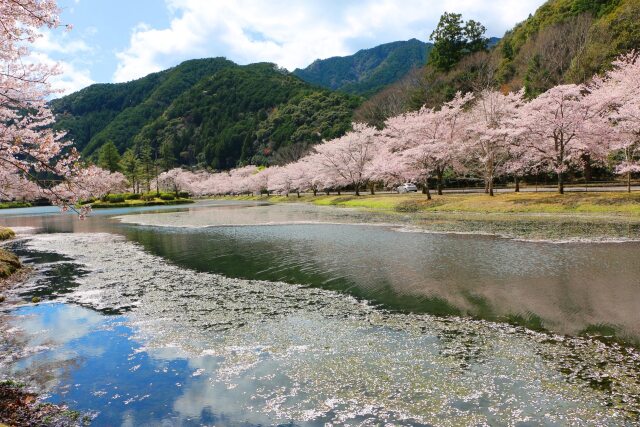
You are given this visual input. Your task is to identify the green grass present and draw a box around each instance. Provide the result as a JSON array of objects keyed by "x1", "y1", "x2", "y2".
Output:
[
  {"x1": 218, "y1": 192, "x2": 640, "y2": 217},
  {"x1": 0, "y1": 248, "x2": 20, "y2": 278},
  {"x1": 0, "y1": 201, "x2": 31, "y2": 209},
  {"x1": 0, "y1": 227, "x2": 15, "y2": 241}
]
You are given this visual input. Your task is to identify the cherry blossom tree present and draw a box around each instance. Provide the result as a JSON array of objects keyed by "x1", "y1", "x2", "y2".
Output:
[
  {"x1": 313, "y1": 123, "x2": 379, "y2": 196},
  {"x1": 0, "y1": 169, "x2": 41, "y2": 201},
  {"x1": 384, "y1": 92, "x2": 473, "y2": 197},
  {"x1": 587, "y1": 51, "x2": 640, "y2": 192},
  {"x1": 0, "y1": 0, "x2": 80, "y2": 205},
  {"x1": 158, "y1": 168, "x2": 197, "y2": 196},
  {"x1": 516, "y1": 84, "x2": 608, "y2": 194},
  {"x1": 464, "y1": 89, "x2": 524, "y2": 196}
]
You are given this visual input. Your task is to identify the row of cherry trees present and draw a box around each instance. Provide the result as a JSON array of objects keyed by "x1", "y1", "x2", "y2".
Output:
[
  {"x1": 2, "y1": 0, "x2": 638, "y2": 207},
  {"x1": 0, "y1": 0, "x2": 128, "y2": 211},
  {"x1": 159, "y1": 52, "x2": 639, "y2": 197}
]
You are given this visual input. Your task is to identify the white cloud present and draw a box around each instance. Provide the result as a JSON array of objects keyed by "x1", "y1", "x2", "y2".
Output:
[
  {"x1": 29, "y1": 51, "x2": 95, "y2": 96},
  {"x1": 113, "y1": 0, "x2": 546, "y2": 83},
  {"x1": 33, "y1": 29, "x2": 92, "y2": 54},
  {"x1": 29, "y1": 29, "x2": 96, "y2": 96}
]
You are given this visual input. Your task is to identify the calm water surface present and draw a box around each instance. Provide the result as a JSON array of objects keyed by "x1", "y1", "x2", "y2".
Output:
[{"x1": 1, "y1": 201, "x2": 640, "y2": 425}]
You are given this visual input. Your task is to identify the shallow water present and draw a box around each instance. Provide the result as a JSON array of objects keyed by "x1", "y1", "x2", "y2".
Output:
[{"x1": 1, "y1": 201, "x2": 640, "y2": 425}]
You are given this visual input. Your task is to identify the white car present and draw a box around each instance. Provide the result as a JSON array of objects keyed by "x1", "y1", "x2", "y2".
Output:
[{"x1": 396, "y1": 183, "x2": 418, "y2": 193}]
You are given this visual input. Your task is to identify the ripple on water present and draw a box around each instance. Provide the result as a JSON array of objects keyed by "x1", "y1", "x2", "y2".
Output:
[{"x1": 10, "y1": 233, "x2": 640, "y2": 425}]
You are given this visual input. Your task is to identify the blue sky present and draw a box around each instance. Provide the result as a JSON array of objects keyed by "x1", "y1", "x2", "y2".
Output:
[{"x1": 35, "y1": 0, "x2": 547, "y2": 95}]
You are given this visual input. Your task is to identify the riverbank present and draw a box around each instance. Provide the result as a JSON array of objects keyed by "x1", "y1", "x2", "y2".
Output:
[
  {"x1": 0, "y1": 227, "x2": 20, "y2": 285},
  {"x1": 217, "y1": 192, "x2": 640, "y2": 241},
  {"x1": 0, "y1": 381, "x2": 90, "y2": 427},
  {"x1": 0, "y1": 202, "x2": 31, "y2": 210},
  {"x1": 228, "y1": 191, "x2": 640, "y2": 215},
  {"x1": 90, "y1": 198, "x2": 194, "y2": 209}
]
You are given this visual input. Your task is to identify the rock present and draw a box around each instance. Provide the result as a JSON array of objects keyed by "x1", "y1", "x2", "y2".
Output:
[{"x1": 31, "y1": 296, "x2": 41, "y2": 303}]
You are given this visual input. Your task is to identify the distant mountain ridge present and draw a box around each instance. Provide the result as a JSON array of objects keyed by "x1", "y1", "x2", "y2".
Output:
[{"x1": 293, "y1": 39, "x2": 433, "y2": 96}]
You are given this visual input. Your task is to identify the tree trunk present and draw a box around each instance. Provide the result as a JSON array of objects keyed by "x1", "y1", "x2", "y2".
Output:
[
  {"x1": 354, "y1": 184, "x2": 360, "y2": 196},
  {"x1": 337, "y1": 189, "x2": 341, "y2": 195},
  {"x1": 297, "y1": 190, "x2": 300, "y2": 198},
  {"x1": 515, "y1": 176, "x2": 520, "y2": 193},
  {"x1": 582, "y1": 154, "x2": 593, "y2": 183},
  {"x1": 628, "y1": 172, "x2": 632, "y2": 193},
  {"x1": 423, "y1": 180, "x2": 432, "y2": 200},
  {"x1": 313, "y1": 189, "x2": 317, "y2": 196},
  {"x1": 489, "y1": 178, "x2": 494, "y2": 197},
  {"x1": 325, "y1": 189, "x2": 330, "y2": 195},
  {"x1": 370, "y1": 183, "x2": 375, "y2": 195},
  {"x1": 558, "y1": 171, "x2": 564, "y2": 194},
  {"x1": 436, "y1": 170, "x2": 443, "y2": 195}
]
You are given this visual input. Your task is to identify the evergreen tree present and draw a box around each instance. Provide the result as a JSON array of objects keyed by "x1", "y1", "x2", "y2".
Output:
[
  {"x1": 139, "y1": 142, "x2": 155, "y2": 192},
  {"x1": 97, "y1": 140, "x2": 122, "y2": 172},
  {"x1": 429, "y1": 12, "x2": 488, "y2": 72},
  {"x1": 120, "y1": 148, "x2": 139, "y2": 193},
  {"x1": 159, "y1": 140, "x2": 176, "y2": 172},
  {"x1": 429, "y1": 12, "x2": 466, "y2": 72}
]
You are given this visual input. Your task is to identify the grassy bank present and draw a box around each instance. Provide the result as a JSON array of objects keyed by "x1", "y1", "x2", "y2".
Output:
[
  {"x1": 0, "y1": 227, "x2": 15, "y2": 241},
  {"x1": 219, "y1": 192, "x2": 640, "y2": 241},
  {"x1": 0, "y1": 202, "x2": 31, "y2": 210},
  {"x1": 229, "y1": 191, "x2": 640, "y2": 216},
  {"x1": 0, "y1": 227, "x2": 20, "y2": 283}
]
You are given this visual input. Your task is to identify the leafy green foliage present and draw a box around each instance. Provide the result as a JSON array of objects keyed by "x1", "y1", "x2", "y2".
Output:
[
  {"x1": 51, "y1": 58, "x2": 236, "y2": 157},
  {"x1": 356, "y1": 0, "x2": 639, "y2": 125},
  {"x1": 134, "y1": 63, "x2": 358, "y2": 169},
  {"x1": 293, "y1": 39, "x2": 432, "y2": 97},
  {"x1": 97, "y1": 140, "x2": 121, "y2": 172},
  {"x1": 429, "y1": 13, "x2": 488, "y2": 72},
  {"x1": 498, "y1": 0, "x2": 639, "y2": 91},
  {"x1": 52, "y1": 59, "x2": 358, "y2": 170}
]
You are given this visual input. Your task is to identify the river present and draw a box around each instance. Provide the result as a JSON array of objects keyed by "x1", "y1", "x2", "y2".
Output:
[{"x1": 1, "y1": 201, "x2": 639, "y2": 425}]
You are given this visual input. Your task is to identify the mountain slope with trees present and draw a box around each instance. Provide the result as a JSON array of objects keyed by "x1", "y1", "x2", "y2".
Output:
[
  {"x1": 51, "y1": 60, "x2": 359, "y2": 170},
  {"x1": 293, "y1": 39, "x2": 433, "y2": 97},
  {"x1": 356, "y1": 0, "x2": 640, "y2": 125},
  {"x1": 50, "y1": 58, "x2": 236, "y2": 155}
]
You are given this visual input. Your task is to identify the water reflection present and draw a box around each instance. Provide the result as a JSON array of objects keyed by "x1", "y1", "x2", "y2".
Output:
[
  {"x1": 125, "y1": 220, "x2": 640, "y2": 343},
  {"x1": 2, "y1": 201, "x2": 640, "y2": 343},
  {"x1": 3, "y1": 232, "x2": 640, "y2": 425}
]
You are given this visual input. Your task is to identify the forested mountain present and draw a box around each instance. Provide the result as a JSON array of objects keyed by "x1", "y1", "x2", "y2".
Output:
[
  {"x1": 51, "y1": 58, "x2": 236, "y2": 155},
  {"x1": 51, "y1": 60, "x2": 359, "y2": 169},
  {"x1": 355, "y1": 0, "x2": 640, "y2": 125},
  {"x1": 293, "y1": 39, "x2": 432, "y2": 96}
]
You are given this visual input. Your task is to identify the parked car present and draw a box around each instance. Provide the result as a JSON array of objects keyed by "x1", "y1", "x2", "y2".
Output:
[{"x1": 396, "y1": 183, "x2": 418, "y2": 193}]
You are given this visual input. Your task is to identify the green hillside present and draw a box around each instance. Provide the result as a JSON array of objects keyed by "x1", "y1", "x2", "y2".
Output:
[
  {"x1": 51, "y1": 58, "x2": 236, "y2": 155},
  {"x1": 293, "y1": 39, "x2": 432, "y2": 97},
  {"x1": 51, "y1": 60, "x2": 359, "y2": 169},
  {"x1": 133, "y1": 63, "x2": 359, "y2": 169},
  {"x1": 356, "y1": 0, "x2": 640, "y2": 125}
]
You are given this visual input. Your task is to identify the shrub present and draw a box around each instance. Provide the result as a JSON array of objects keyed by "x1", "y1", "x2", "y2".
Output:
[
  {"x1": 105, "y1": 194, "x2": 125, "y2": 203},
  {"x1": 178, "y1": 191, "x2": 190, "y2": 199},
  {"x1": 160, "y1": 193, "x2": 175, "y2": 201},
  {"x1": 125, "y1": 193, "x2": 141, "y2": 200}
]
